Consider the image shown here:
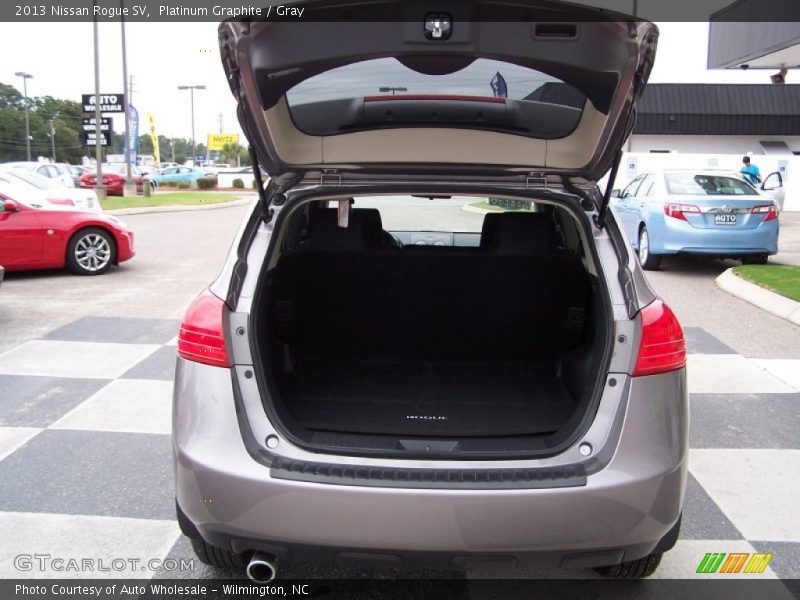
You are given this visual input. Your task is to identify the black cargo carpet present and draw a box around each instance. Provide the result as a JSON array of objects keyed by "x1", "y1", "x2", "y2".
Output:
[{"x1": 279, "y1": 359, "x2": 576, "y2": 437}]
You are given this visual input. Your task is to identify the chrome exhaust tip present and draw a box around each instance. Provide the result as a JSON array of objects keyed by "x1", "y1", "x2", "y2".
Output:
[{"x1": 246, "y1": 552, "x2": 277, "y2": 583}]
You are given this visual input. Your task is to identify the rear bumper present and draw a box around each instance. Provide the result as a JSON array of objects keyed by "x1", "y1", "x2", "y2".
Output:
[
  {"x1": 173, "y1": 361, "x2": 689, "y2": 569},
  {"x1": 650, "y1": 216, "x2": 779, "y2": 256},
  {"x1": 80, "y1": 181, "x2": 124, "y2": 196}
]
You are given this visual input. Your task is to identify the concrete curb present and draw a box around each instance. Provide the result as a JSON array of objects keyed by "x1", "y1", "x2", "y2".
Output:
[
  {"x1": 461, "y1": 204, "x2": 502, "y2": 215},
  {"x1": 105, "y1": 195, "x2": 255, "y2": 216},
  {"x1": 715, "y1": 268, "x2": 800, "y2": 326}
]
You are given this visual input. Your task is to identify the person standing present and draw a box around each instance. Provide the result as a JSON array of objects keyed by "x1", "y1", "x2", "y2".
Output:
[{"x1": 741, "y1": 156, "x2": 762, "y2": 185}]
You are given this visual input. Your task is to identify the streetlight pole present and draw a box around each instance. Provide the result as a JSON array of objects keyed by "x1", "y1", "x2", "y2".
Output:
[
  {"x1": 379, "y1": 86, "x2": 407, "y2": 95},
  {"x1": 14, "y1": 72, "x2": 33, "y2": 161},
  {"x1": 178, "y1": 85, "x2": 205, "y2": 165}
]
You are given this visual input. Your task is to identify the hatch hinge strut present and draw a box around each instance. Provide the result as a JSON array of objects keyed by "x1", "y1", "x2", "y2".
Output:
[
  {"x1": 595, "y1": 148, "x2": 624, "y2": 229},
  {"x1": 248, "y1": 145, "x2": 272, "y2": 223}
]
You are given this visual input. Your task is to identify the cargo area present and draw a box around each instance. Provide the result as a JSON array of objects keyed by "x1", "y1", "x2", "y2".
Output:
[{"x1": 253, "y1": 200, "x2": 609, "y2": 455}]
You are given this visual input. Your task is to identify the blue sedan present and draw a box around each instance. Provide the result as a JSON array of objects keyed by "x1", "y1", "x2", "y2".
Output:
[
  {"x1": 148, "y1": 166, "x2": 209, "y2": 186},
  {"x1": 611, "y1": 170, "x2": 779, "y2": 270}
]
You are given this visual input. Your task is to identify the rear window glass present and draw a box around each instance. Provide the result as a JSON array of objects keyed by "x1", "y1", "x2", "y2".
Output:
[
  {"x1": 665, "y1": 174, "x2": 757, "y2": 196},
  {"x1": 349, "y1": 195, "x2": 535, "y2": 234},
  {"x1": 286, "y1": 58, "x2": 586, "y2": 139}
]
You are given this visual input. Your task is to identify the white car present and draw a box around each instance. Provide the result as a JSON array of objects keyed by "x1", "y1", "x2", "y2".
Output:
[
  {"x1": 3, "y1": 161, "x2": 76, "y2": 188},
  {"x1": 0, "y1": 167, "x2": 101, "y2": 212}
]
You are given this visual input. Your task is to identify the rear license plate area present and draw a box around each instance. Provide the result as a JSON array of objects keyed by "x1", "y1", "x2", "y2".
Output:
[{"x1": 715, "y1": 213, "x2": 737, "y2": 226}]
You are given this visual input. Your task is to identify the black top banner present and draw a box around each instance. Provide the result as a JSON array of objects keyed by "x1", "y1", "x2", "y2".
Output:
[{"x1": 2, "y1": 0, "x2": 800, "y2": 22}]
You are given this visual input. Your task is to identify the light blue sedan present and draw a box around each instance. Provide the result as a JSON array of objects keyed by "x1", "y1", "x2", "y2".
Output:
[
  {"x1": 148, "y1": 166, "x2": 209, "y2": 186},
  {"x1": 611, "y1": 170, "x2": 779, "y2": 269}
]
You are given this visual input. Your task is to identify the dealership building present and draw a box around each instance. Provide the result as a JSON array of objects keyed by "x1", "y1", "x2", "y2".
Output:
[{"x1": 628, "y1": 83, "x2": 800, "y2": 155}]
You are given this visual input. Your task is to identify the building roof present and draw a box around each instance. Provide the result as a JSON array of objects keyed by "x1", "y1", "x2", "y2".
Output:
[
  {"x1": 634, "y1": 84, "x2": 800, "y2": 135},
  {"x1": 524, "y1": 81, "x2": 587, "y2": 108}
]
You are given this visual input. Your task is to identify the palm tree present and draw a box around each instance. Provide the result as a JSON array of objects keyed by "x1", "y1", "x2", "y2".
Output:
[{"x1": 219, "y1": 142, "x2": 246, "y2": 166}]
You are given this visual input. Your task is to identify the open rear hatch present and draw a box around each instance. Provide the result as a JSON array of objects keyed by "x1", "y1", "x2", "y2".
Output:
[
  {"x1": 219, "y1": 0, "x2": 658, "y2": 458},
  {"x1": 219, "y1": 0, "x2": 658, "y2": 191}
]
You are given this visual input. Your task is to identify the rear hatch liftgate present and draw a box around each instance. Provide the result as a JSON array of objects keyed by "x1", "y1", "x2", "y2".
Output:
[{"x1": 219, "y1": 0, "x2": 658, "y2": 220}]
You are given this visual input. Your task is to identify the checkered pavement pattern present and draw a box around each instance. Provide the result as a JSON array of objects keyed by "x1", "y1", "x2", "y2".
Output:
[{"x1": 0, "y1": 317, "x2": 798, "y2": 581}]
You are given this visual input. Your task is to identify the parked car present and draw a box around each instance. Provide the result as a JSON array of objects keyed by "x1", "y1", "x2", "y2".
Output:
[
  {"x1": 612, "y1": 170, "x2": 779, "y2": 269},
  {"x1": 67, "y1": 164, "x2": 89, "y2": 187},
  {"x1": 0, "y1": 190, "x2": 134, "y2": 275},
  {"x1": 148, "y1": 166, "x2": 209, "y2": 186},
  {"x1": 136, "y1": 165, "x2": 155, "y2": 177},
  {"x1": 759, "y1": 170, "x2": 785, "y2": 211},
  {"x1": 79, "y1": 164, "x2": 147, "y2": 196},
  {"x1": 173, "y1": 5, "x2": 687, "y2": 583},
  {"x1": 0, "y1": 167, "x2": 101, "y2": 212},
  {"x1": 4, "y1": 161, "x2": 76, "y2": 188}
]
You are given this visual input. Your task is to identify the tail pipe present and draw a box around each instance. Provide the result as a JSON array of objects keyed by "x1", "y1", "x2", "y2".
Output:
[{"x1": 246, "y1": 552, "x2": 278, "y2": 583}]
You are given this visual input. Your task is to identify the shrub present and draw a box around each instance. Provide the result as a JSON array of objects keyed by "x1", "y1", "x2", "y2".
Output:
[
  {"x1": 197, "y1": 177, "x2": 218, "y2": 190},
  {"x1": 232, "y1": 178, "x2": 244, "y2": 189},
  {"x1": 177, "y1": 181, "x2": 190, "y2": 190}
]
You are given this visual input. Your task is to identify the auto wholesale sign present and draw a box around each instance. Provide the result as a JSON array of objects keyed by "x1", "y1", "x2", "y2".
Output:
[
  {"x1": 82, "y1": 117, "x2": 112, "y2": 132},
  {"x1": 82, "y1": 93, "x2": 125, "y2": 113},
  {"x1": 81, "y1": 117, "x2": 113, "y2": 146}
]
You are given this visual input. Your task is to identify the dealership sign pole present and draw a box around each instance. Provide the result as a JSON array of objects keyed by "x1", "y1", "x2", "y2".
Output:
[
  {"x1": 120, "y1": 0, "x2": 135, "y2": 196},
  {"x1": 92, "y1": 0, "x2": 104, "y2": 200}
]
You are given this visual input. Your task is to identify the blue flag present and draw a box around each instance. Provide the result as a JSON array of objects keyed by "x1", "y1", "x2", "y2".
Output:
[
  {"x1": 127, "y1": 104, "x2": 139, "y2": 165},
  {"x1": 490, "y1": 71, "x2": 508, "y2": 98}
]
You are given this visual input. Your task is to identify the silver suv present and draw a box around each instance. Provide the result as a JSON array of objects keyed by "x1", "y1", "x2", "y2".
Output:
[{"x1": 174, "y1": 1, "x2": 687, "y2": 582}]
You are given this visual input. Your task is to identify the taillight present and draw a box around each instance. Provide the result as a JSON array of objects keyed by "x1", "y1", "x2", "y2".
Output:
[
  {"x1": 633, "y1": 298, "x2": 686, "y2": 377},
  {"x1": 751, "y1": 204, "x2": 778, "y2": 222},
  {"x1": 177, "y1": 290, "x2": 230, "y2": 367},
  {"x1": 664, "y1": 203, "x2": 701, "y2": 221}
]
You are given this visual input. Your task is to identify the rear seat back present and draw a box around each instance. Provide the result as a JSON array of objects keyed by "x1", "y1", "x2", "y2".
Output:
[
  {"x1": 480, "y1": 212, "x2": 554, "y2": 255},
  {"x1": 294, "y1": 207, "x2": 387, "y2": 251},
  {"x1": 270, "y1": 250, "x2": 591, "y2": 364}
]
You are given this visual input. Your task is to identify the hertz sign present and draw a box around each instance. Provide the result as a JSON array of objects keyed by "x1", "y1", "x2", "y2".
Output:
[{"x1": 207, "y1": 133, "x2": 239, "y2": 151}]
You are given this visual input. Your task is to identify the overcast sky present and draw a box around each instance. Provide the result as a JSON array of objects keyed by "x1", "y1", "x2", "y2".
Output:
[{"x1": 0, "y1": 21, "x2": 785, "y2": 148}]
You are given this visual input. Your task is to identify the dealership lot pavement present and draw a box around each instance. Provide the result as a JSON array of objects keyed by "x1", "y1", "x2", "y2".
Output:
[{"x1": 0, "y1": 203, "x2": 798, "y2": 584}]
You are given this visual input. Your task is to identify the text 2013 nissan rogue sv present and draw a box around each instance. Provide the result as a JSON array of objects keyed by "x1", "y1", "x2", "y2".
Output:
[{"x1": 173, "y1": 0, "x2": 688, "y2": 581}]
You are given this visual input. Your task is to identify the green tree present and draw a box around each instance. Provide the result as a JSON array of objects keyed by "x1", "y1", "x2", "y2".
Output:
[{"x1": 0, "y1": 83, "x2": 85, "y2": 163}]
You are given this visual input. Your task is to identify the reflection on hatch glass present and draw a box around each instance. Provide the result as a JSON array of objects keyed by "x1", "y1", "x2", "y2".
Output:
[
  {"x1": 665, "y1": 174, "x2": 757, "y2": 196},
  {"x1": 286, "y1": 58, "x2": 586, "y2": 139}
]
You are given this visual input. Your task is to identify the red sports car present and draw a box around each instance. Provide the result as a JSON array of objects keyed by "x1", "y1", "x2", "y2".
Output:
[
  {"x1": 79, "y1": 164, "x2": 148, "y2": 196},
  {"x1": 0, "y1": 192, "x2": 135, "y2": 275}
]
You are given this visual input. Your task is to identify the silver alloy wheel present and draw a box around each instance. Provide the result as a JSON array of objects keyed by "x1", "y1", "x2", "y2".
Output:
[
  {"x1": 638, "y1": 229, "x2": 649, "y2": 264},
  {"x1": 74, "y1": 233, "x2": 112, "y2": 272}
]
